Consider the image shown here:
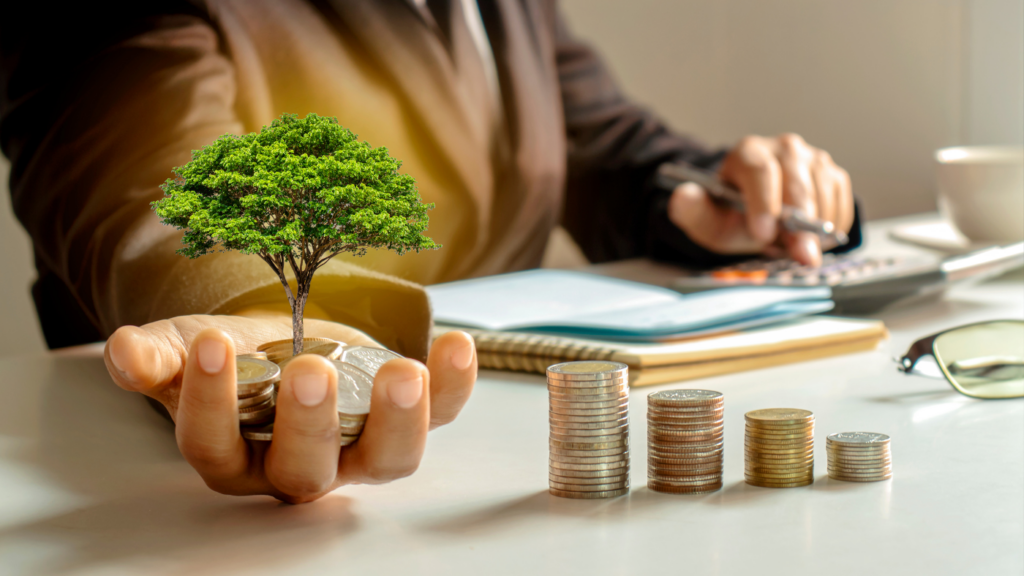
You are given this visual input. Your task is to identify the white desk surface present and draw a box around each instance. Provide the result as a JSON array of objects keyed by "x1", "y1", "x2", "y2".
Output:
[{"x1": 1, "y1": 216, "x2": 1022, "y2": 576}]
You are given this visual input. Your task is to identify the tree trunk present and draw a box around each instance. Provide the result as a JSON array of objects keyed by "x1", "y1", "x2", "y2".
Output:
[{"x1": 291, "y1": 274, "x2": 313, "y2": 357}]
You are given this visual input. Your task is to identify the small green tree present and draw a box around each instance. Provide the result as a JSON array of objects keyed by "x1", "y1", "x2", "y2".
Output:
[{"x1": 153, "y1": 113, "x2": 439, "y2": 356}]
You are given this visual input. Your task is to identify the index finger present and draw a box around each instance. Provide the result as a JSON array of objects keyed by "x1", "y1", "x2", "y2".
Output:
[{"x1": 721, "y1": 136, "x2": 783, "y2": 244}]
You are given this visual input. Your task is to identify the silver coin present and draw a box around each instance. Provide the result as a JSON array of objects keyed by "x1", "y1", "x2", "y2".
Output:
[
  {"x1": 550, "y1": 445, "x2": 629, "y2": 458},
  {"x1": 549, "y1": 465, "x2": 630, "y2": 478},
  {"x1": 826, "y1": 431, "x2": 890, "y2": 445},
  {"x1": 549, "y1": 404, "x2": 629, "y2": 417},
  {"x1": 547, "y1": 376, "x2": 629, "y2": 388},
  {"x1": 549, "y1": 472, "x2": 629, "y2": 485},
  {"x1": 550, "y1": 430, "x2": 629, "y2": 442},
  {"x1": 647, "y1": 389, "x2": 723, "y2": 405},
  {"x1": 547, "y1": 360, "x2": 628, "y2": 377},
  {"x1": 550, "y1": 452, "x2": 630, "y2": 465},
  {"x1": 237, "y1": 384, "x2": 275, "y2": 408},
  {"x1": 340, "y1": 346, "x2": 403, "y2": 378},
  {"x1": 236, "y1": 358, "x2": 281, "y2": 395},
  {"x1": 241, "y1": 422, "x2": 274, "y2": 441},
  {"x1": 331, "y1": 360, "x2": 374, "y2": 416}
]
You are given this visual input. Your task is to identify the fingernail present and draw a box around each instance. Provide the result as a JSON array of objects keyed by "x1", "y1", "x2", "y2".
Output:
[
  {"x1": 109, "y1": 336, "x2": 136, "y2": 383},
  {"x1": 752, "y1": 214, "x2": 777, "y2": 242},
  {"x1": 292, "y1": 373, "x2": 329, "y2": 407},
  {"x1": 387, "y1": 374, "x2": 423, "y2": 409},
  {"x1": 451, "y1": 339, "x2": 474, "y2": 370},
  {"x1": 197, "y1": 338, "x2": 227, "y2": 375}
]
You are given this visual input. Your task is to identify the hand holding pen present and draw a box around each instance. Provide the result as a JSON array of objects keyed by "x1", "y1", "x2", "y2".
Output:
[{"x1": 657, "y1": 134, "x2": 855, "y2": 267}]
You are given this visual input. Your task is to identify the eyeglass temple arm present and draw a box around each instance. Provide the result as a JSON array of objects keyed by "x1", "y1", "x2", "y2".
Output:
[{"x1": 898, "y1": 334, "x2": 940, "y2": 373}]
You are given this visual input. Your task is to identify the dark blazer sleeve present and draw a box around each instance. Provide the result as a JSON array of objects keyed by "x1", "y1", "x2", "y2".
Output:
[{"x1": 552, "y1": 8, "x2": 861, "y2": 268}]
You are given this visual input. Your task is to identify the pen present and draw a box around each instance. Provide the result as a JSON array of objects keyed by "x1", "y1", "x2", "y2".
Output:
[{"x1": 655, "y1": 163, "x2": 849, "y2": 246}]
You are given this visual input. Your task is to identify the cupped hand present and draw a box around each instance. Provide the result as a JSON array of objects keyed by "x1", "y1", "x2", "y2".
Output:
[
  {"x1": 103, "y1": 314, "x2": 476, "y2": 503},
  {"x1": 668, "y1": 133, "x2": 855, "y2": 266}
]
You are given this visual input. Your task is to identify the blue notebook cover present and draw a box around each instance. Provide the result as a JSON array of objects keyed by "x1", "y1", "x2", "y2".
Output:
[{"x1": 427, "y1": 270, "x2": 833, "y2": 342}]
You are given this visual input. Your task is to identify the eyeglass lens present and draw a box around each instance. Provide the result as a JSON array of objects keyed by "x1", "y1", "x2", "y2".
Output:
[{"x1": 934, "y1": 320, "x2": 1024, "y2": 399}]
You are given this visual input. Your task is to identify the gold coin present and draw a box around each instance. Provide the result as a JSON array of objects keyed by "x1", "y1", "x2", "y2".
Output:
[
  {"x1": 548, "y1": 487, "x2": 630, "y2": 499},
  {"x1": 745, "y1": 408, "x2": 814, "y2": 425},
  {"x1": 746, "y1": 470, "x2": 814, "y2": 481},
  {"x1": 647, "y1": 469, "x2": 720, "y2": 481},
  {"x1": 550, "y1": 410, "x2": 629, "y2": 424},
  {"x1": 744, "y1": 438, "x2": 813, "y2": 450},
  {"x1": 647, "y1": 415, "x2": 724, "y2": 427},
  {"x1": 237, "y1": 385, "x2": 275, "y2": 408},
  {"x1": 549, "y1": 391, "x2": 627, "y2": 404},
  {"x1": 549, "y1": 404, "x2": 629, "y2": 417},
  {"x1": 650, "y1": 444, "x2": 724, "y2": 456},
  {"x1": 550, "y1": 438, "x2": 628, "y2": 451},
  {"x1": 549, "y1": 466, "x2": 631, "y2": 479},
  {"x1": 648, "y1": 454, "x2": 723, "y2": 466},
  {"x1": 549, "y1": 471, "x2": 628, "y2": 484},
  {"x1": 829, "y1": 473, "x2": 892, "y2": 482},
  {"x1": 648, "y1": 465, "x2": 722, "y2": 477},
  {"x1": 550, "y1": 428, "x2": 629, "y2": 441},
  {"x1": 237, "y1": 351, "x2": 269, "y2": 361},
  {"x1": 549, "y1": 417, "x2": 629, "y2": 431},
  {"x1": 647, "y1": 417, "x2": 724, "y2": 430},
  {"x1": 549, "y1": 398, "x2": 628, "y2": 411},
  {"x1": 551, "y1": 453, "x2": 630, "y2": 465},
  {"x1": 648, "y1": 480, "x2": 722, "y2": 494},
  {"x1": 550, "y1": 458, "x2": 629, "y2": 472},
  {"x1": 745, "y1": 429, "x2": 813, "y2": 440},
  {"x1": 240, "y1": 423, "x2": 274, "y2": 441},
  {"x1": 550, "y1": 446, "x2": 629, "y2": 458},
  {"x1": 745, "y1": 477, "x2": 814, "y2": 488},
  {"x1": 549, "y1": 479, "x2": 629, "y2": 492}
]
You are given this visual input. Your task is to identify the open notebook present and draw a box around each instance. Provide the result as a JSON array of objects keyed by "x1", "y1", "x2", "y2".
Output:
[
  {"x1": 427, "y1": 269, "x2": 833, "y2": 341},
  {"x1": 434, "y1": 316, "x2": 888, "y2": 386}
]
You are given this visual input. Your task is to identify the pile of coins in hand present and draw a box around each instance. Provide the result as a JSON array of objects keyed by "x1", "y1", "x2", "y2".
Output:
[
  {"x1": 237, "y1": 338, "x2": 402, "y2": 443},
  {"x1": 826, "y1": 432, "x2": 892, "y2": 482},
  {"x1": 646, "y1": 389, "x2": 725, "y2": 494},
  {"x1": 548, "y1": 361, "x2": 630, "y2": 499},
  {"x1": 744, "y1": 408, "x2": 815, "y2": 488}
]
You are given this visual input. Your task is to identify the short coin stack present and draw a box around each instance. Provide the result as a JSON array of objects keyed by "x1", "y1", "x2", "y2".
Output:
[
  {"x1": 827, "y1": 432, "x2": 892, "y2": 482},
  {"x1": 235, "y1": 356, "x2": 281, "y2": 426},
  {"x1": 647, "y1": 389, "x2": 725, "y2": 494},
  {"x1": 745, "y1": 408, "x2": 815, "y2": 488},
  {"x1": 548, "y1": 361, "x2": 630, "y2": 499}
]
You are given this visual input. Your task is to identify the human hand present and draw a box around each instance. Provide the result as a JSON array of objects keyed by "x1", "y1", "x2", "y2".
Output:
[
  {"x1": 103, "y1": 314, "x2": 476, "y2": 503},
  {"x1": 667, "y1": 133, "x2": 854, "y2": 266}
]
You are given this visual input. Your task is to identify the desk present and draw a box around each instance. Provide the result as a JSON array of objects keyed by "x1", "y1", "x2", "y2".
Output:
[{"x1": 1, "y1": 217, "x2": 1021, "y2": 576}]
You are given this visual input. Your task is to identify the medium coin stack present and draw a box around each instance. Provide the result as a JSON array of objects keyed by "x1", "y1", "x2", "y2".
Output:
[
  {"x1": 647, "y1": 389, "x2": 725, "y2": 494},
  {"x1": 827, "y1": 432, "x2": 892, "y2": 482},
  {"x1": 744, "y1": 408, "x2": 815, "y2": 488},
  {"x1": 235, "y1": 356, "x2": 281, "y2": 426},
  {"x1": 548, "y1": 361, "x2": 630, "y2": 499}
]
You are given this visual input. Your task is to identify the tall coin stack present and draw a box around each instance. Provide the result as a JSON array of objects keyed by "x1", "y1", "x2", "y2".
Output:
[
  {"x1": 548, "y1": 361, "x2": 630, "y2": 499},
  {"x1": 827, "y1": 432, "x2": 892, "y2": 482},
  {"x1": 744, "y1": 408, "x2": 815, "y2": 488},
  {"x1": 647, "y1": 389, "x2": 725, "y2": 494}
]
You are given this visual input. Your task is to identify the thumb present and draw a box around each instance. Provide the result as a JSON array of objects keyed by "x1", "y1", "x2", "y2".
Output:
[
  {"x1": 668, "y1": 182, "x2": 761, "y2": 254},
  {"x1": 105, "y1": 324, "x2": 186, "y2": 395}
]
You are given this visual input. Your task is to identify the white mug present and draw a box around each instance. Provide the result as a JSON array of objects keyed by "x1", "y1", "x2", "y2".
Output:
[{"x1": 936, "y1": 146, "x2": 1024, "y2": 243}]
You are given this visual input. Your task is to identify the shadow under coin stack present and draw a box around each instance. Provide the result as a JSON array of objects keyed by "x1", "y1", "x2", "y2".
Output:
[
  {"x1": 235, "y1": 356, "x2": 281, "y2": 429},
  {"x1": 744, "y1": 408, "x2": 815, "y2": 488},
  {"x1": 646, "y1": 390, "x2": 725, "y2": 494},
  {"x1": 548, "y1": 361, "x2": 630, "y2": 499},
  {"x1": 827, "y1": 432, "x2": 892, "y2": 482}
]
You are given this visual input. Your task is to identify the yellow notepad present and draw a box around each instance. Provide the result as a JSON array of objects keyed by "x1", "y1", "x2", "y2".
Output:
[{"x1": 434, "y1": 316, "x2": 888, "y2": 386}]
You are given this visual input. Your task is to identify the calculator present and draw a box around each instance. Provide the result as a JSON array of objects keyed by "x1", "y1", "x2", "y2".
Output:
[{"x1": 669, "y1": 243, "x2": 1024, "y2": 314}]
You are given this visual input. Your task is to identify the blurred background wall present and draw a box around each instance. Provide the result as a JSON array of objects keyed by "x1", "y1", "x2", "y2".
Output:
[{"x1": 0, "y1": 0, "x2": 1022, "y2": 355}]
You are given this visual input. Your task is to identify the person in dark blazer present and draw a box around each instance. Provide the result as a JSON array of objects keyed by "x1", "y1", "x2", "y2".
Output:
[{"x1": 0, "y1": 0, "x2": 856, "y2": 502}]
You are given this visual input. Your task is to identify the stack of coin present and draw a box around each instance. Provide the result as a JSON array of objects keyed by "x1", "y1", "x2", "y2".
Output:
[
  {"x1": 236, "y1": 356, "x2": 280, "y2": 427},
  {"x1": 744, "y1": 408, "x2": 815, "y2": 488},
  {"x1": 647, "y1": 389, "x2": 725, "y2": 494},
  {"x1": 547, "y1": 361, "x2": 630, "y2": 499},
  {"x1": 241, "y1": 344, "x2": 403, "y2": 443},
  {"x1": 826, "y1": 432, "x2": 892, "y2": 482}
]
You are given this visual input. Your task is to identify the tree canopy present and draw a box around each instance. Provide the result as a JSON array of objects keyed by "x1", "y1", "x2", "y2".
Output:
[{"x1": 152, "y1": 113, "x2": 438, "y2": 355}]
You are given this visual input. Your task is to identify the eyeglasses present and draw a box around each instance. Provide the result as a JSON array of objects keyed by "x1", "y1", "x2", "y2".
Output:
[{"x1": 897, "y1": 320, "x2": 1024, "y2": 399}]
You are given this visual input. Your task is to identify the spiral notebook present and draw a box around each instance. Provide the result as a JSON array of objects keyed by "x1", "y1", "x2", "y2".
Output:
[{"x1": 433, "y1": 316, "x2": 888, "y2": 387}]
